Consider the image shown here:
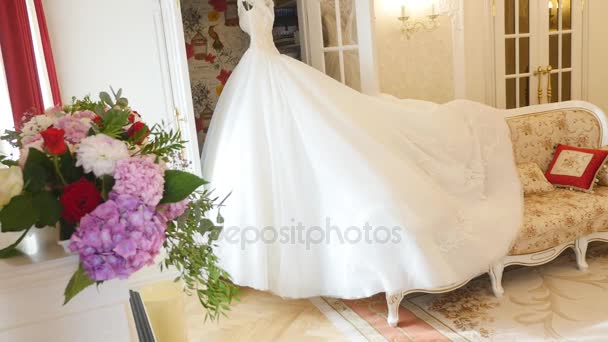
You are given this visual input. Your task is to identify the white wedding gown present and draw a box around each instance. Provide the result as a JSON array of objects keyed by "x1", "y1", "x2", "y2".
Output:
[{"x1": 201, "y1": 0, "x2": 523, "y2": 299}]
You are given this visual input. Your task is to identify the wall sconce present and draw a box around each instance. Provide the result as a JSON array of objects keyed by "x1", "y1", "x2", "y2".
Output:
[
  {"x1": 398, "y1": 2, "x2": 440, "y2": 39},
  {"x1": 548, "y1": 1, "x2": 558, "y2": 27}
]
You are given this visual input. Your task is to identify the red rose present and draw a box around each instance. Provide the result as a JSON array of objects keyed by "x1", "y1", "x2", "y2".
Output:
[
  {"x1": 93, "y1": 115, "x2": 103, "y2": 127},
  {"x1": 59, "y1": 178, "x2": 103, "y2": 224},
  {"x1": 128, "y1": 111, "x2": 141, "y2": 123},
  {"x1": 127, "y1": 121, "x2": 150, "y2": 144},
  {"x1": 40, "y1": 127, "x2": 67, "y2": 155}
]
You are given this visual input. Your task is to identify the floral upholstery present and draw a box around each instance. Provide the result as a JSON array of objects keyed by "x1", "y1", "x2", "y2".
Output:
[
  {"x1": 510, "y1": 186, "x2": 608, "y2": 255},
  {"x1": 517, "y1": 162, "x2": 554, "y2": 194},
  {"x1": 506, "y1": 108, "x2": 608, "y2": 255},
  {"x1": 507, "y1": 110, "x2": 602, "y2": 172}
]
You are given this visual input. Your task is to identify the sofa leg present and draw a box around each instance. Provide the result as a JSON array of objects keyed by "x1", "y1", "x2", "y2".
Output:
[
  {"x1": 574, "y1": 236, "x2": 589, "y2": 271},
  {"x1": 489, "y1": 262, "x2": 505, "y2": 298},
  {"x1": 386, "y1": 291, "x2": 405, "y2": 328}
]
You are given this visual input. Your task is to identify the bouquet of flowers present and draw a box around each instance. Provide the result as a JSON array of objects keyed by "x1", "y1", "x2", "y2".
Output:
[{"x1": 0, "y1": 89, "x2": 236, "y2": 320}]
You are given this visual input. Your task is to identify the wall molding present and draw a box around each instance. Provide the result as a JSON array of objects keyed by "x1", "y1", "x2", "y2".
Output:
[{"x1": 447, "y1": 0, "x2": 466, "y2": 99}]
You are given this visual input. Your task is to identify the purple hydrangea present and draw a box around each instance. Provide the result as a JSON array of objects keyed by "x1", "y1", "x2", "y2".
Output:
[
  {"x1": 157, "y1": 199, "x2": 190, "y2": 222},
  {"x1": 69, "y1": 194, "x2": 167, "y2": 281},
  {"x1": 112, "y1": 156, "x2": 165, "y2": 206}
]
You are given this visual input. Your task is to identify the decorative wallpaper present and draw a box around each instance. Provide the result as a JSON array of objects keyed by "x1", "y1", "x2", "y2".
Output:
[
  {"x1": 374, "y1": 0, "x2": 459, "y2": 103},
  {"x1": 181, "y1": 0, "x2": 249, "y2": 149}
]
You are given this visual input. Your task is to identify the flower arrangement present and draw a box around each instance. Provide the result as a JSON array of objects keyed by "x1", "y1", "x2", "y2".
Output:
[{"x1": 0, "y1": 89, "x2": 236, "y2": 320}]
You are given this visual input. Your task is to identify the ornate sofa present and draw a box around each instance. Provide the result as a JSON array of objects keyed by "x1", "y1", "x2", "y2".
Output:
[{"x1": 386, "y1": 101, "x2": 608, "y2": 328}]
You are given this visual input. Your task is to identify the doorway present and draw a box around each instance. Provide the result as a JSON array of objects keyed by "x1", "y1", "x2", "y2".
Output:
[{"x1": 493, "y1": 0, "x2": 583, "y2": 109}]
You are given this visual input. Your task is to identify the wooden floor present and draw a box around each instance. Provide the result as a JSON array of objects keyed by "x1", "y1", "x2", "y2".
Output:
[{"x1": 139, "y1": 282, "x2": 350, "y2": 342}]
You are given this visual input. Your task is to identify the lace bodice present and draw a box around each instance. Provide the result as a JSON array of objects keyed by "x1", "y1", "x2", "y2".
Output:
[{"x1": 238, "y1": 0, "x2": 279, "y2": 53}]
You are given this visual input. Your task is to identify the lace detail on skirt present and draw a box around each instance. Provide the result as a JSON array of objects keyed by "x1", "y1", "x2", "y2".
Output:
[{"x1": 438, "y1": 210, "x2": 474, "y2": 253}]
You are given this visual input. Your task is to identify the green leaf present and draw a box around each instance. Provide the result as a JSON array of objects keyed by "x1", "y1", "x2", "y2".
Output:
[
  {"x1": 59, "y1": 149, "x2": 84, "y2": 183},
  {"x1": 114, "y1": 88, "x2": 123, "y2": 100},
  {"x1": 138, "y1": 124, "x2": 186, "y2": 159},
  {"x1": 32, "y1": 192, "x2": 62, "y2": 227},
  {"x1": 99, "y1": 91, "x2": 114, "y2": 107},
  {"x1": 0, "y1": 155, "x2": 18, "y2": 167},
  {"x1": 0, "y1": 227, "x2": 31, "y2": 258},
  {"x1": 64, "y1": 264, "x2": 96, "y2": 305},
  {"x1": 116, "y1": 97, "x2": 128, "y2": 108},
  {"x1": 0, "y1": 194, "x2": 39, "y2": 232},
  {"x1": 100, "y1": 175, "x2": 115, "y2": 200},
  {"x1": 1, "y1": 130, "x2": 20, "y2": 149},
  {"x1": 59, "y1": 219, "x2": 76, "y2": 241},
  {"x1": 23, "y1": 148, "x2": 53, "y2": 192},
  {"x1": 160, "y1": 170, "x2": 207, "y2": 204},
  {"x1": 99, "y1": 109, "x2": 129, "y2": 138}
]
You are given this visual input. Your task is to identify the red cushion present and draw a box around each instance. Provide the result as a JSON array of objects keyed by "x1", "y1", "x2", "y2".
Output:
[{"x1": 545, "y1": 144, "x2": 608, "y2": 192}]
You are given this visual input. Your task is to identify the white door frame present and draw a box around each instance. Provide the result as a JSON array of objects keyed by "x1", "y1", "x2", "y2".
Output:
[
  {"x1": 297, "y1": 0, "x2": 311, "y2": 64},
  {"x1": 156, "y1": 0, "x2": 202, "y2": 177},
  {"x1": 354, "y1": 0, "x2": 380, "y2": 95}
]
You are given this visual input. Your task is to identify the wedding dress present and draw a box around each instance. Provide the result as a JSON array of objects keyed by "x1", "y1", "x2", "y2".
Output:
[{"x1": 201, "y1": 0, "x2": 523, "y2": 299}]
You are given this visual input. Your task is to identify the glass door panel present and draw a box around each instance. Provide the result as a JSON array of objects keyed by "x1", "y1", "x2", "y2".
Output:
[
  {"x1": 495, "y1": 0, "x2": 581, "y2": 109},
  {"x1": 320, "y1": 0, "x2": 360, "y2": 90},
  {"x1": 340, "y1": 0, "x2": 358, "y2": 45},
  {"x1": 499, "y1": 0, "x2": 535, "y2": 109},
  {"x1": 322, "y1": 0, "x2": 338, "y2": 48},
  {"x1": 542, "y1": 0, "x2": 574, "y2": 103}
]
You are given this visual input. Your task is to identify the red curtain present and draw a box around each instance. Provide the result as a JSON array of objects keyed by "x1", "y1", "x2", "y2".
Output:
[
  {"x1": 0, "y1": 0, "x2": 44, "y2": 128},
  {"x1": 0, "y1": 0, "x2": 61, "y2": 129},
  {"x1": 34, "y1": 0, "x2": 61, "y2": 106}
]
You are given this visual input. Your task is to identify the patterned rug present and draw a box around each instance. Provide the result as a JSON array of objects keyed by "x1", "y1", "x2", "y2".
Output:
[{"x1": 318, "y1": 244, "x2": 608, "y2": 341}]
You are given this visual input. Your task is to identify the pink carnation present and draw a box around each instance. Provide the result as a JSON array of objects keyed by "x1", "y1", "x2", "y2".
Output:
[
  {"x1": 69, "y1": 194, "x2": 167, "y2": 281},
  {"x1": 112, "y1": 156, "x2": 165, "y2": 206}
]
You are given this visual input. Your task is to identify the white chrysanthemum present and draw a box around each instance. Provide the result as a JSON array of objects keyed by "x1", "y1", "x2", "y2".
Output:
[
  {"x1": 20, "y1": 115, "x2": 56, "y2": 140},
  {"x1": 76, "y1": 134, "x2": 130, "y2": 177}
]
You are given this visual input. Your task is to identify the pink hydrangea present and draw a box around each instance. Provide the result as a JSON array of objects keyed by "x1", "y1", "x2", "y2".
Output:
[
  {"x1": 69, "y1": 194, "x2": 167, "y2": 281},
  {"x1": 55, "y1": 115, "x2": 91, "y2": 144},
  {"x1": 157, "y1": 199, "x2": 190, "y2": 222},
  {"x1": 72, "y1": 110, "x2": 97, "y2": 120},
  {"x1": 112, "y1": 156, "x2": 165, "y2": 206}
]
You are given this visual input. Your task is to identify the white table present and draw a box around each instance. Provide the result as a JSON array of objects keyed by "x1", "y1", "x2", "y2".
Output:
[{"x1": 0, "y1": 228, "x2": 172, "y2": 342}]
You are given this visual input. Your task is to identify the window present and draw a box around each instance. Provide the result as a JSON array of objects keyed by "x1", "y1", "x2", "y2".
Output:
[
  {"x1": 25, "y1": 0, "x2": 54, "y2": 109},
  {"x1": 0, "y1": 48, "x2": 15, "y2": 157},
  {"x1": 0, "y1": 0, "x2": 57, "y2": 158}
]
